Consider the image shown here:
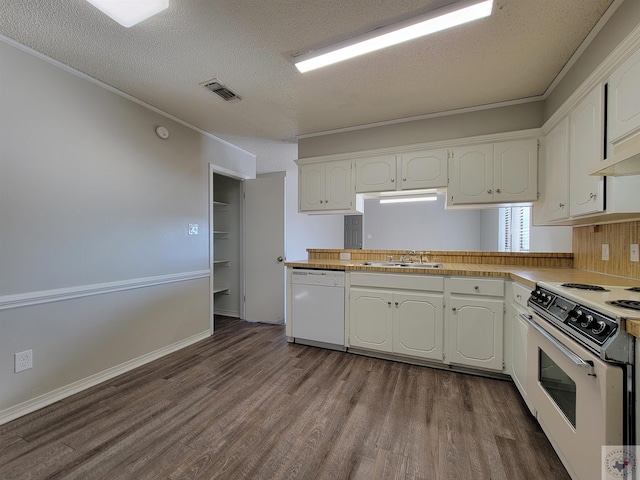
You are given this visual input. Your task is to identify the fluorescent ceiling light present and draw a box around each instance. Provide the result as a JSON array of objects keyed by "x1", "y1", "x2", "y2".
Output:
[
  {"x1": 380, "y1": 196, "x2": 438, "y2": 204},
  {"x1": 85, "y1": 0, "x2": 169, "y2": 27},
  {"x1": 294, "y1": 0, "x2": 493, "y2": 73}
]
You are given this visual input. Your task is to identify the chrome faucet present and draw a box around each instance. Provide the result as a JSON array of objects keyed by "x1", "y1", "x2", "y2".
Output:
[{"x1": 400, "y1": 250, "x2": 416, "y2": 262}]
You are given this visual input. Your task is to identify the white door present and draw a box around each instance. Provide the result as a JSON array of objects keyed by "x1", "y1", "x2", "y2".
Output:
[
  {"x1": 349, "y1": 288, "x2": 393, "y2": 352},
  {"x1": 393, "y1": 292, "x2": 444, "y2": 361},
  {"x1": 244, "y1": 174, "x2": 286, "y2": 324},
  {"x1": 399, "y1": 148, "x2": 448, "y2": 190},
  {"x1": 493, "y1": 139, "x2": 538, "y2": 202},
  {"x1": 354, "y1": 155, "x2": 397, "y2": 193},
  {"x1": 447, "y1": 296, "x2": 504, "y2": 371},
  {"x1": 449, "y1": 144, "x2": 494, "y2": 204}
]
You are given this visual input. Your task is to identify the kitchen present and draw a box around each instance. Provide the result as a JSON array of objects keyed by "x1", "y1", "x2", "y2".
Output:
[{"x1": 2, "y1": 1, "x2": 640, "y2": 479}]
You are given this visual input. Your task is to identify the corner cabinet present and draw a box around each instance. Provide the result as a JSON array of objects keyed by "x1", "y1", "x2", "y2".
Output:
[
  {"x1": 298, "y1": 160, "x2": 362, "y2": 213},
  {"x1": 348, "y1": 273, "x2": 444, "y2": 361},
  {"x1": 445, "y1": 277, "x2": 504, "y2": 371},
  {"x1": 608, "y1": 46, "x2": 640, "y2": 144},
  {"x1": 448, "y1": 139, "x2": 538, "y2": 205}
]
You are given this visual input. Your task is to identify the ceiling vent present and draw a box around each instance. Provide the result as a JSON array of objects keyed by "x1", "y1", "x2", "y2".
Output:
[{"x1": 201, "y1": 79, "x2": 241, "y2": 102}]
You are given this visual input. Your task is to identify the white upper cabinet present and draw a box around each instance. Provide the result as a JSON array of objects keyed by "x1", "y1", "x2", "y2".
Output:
[
  {"x1": 448, "y1": 139, "x2": 537, "y2": 205},
  {"x1": 355, "y1": 154, "x2": 397, "y2": 193},
  {"x1": 534, "y1": 117, "x2": 570, "y2": 224},
  {"x1": 299, "y1": 159, "x2": 357, "y2": 212},
  {"x1": 448, "y1": 143, "x2": 494, "y2": 204},
  {"x1": 569, "y1": 84, "x2": 605, "y2": 217},
  {"x1": 493, "y1": 139, "x2": 538, "y2": 202},
  {"x1": 608, "y1": 47, "x2": 640, "y2": 144},
  {"x1": 355, "y1": 149, "x2": 448, "y2": 193},
  {"x1": 398, "y1": 149, "x2": 448, "y2": 190}
]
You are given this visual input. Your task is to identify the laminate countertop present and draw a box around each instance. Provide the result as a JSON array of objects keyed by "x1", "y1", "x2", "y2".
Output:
[{"x1": 285, "y1": 259, "x2": 640, "y2": 334}]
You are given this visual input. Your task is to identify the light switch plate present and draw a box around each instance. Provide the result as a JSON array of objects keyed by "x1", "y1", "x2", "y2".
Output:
[
  {"x1": 602, "y1": 243, "x2": 610, "y2": 261},
  {"x1": 631, "y1": 244, "x2": 639, "y2": 262},
  {"x1": 188, "y1": 224, "x2": 198, "y2": 235}
]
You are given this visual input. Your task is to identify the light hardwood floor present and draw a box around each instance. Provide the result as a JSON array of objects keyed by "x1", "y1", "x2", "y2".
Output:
[{"x1": 0, "y1": 316, "x2": 570, "y2": 479}]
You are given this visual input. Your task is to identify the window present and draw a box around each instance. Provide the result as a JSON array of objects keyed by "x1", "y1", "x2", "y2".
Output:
[{"x1": 499, "y1": 206, "x2": 530, "y2": 252}]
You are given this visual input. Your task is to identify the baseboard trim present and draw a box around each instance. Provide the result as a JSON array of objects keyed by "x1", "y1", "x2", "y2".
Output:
[
  {"x1": 0, "y1": 270, "x2": 211, "y2": 311},
  {"x1": 0, "y1": 330, "x2": 210, "y2": 426}
]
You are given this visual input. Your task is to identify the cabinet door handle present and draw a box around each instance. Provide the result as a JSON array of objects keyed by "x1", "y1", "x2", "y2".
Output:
[
  {"x1": 452, "y1": 307, "x2": 457, "y2": 312},
  {"x1": 487, "y1": 189, "x2": 493, "y2": 194},
  {"x1": 474, "y1": 286, "x2": 479, "y2": 291},
  {"x1": 559, "y1": 203, "x2": 565, "y2": 208},
  {"x1": 387, "y1": 301, "x2": 392, "y2": 306},
  {"x1": 496, "y1": 188, "x2": 501, "y2": 193},
  {"x1": 395, "y1": 302, "x2": 399, "y2": 306},
  {"x1": 320, "y1": 200, "x2": 324, "y2": 204},
  {"x1": 391, "y1": 178, "x2": 395, "y2": 182},
  {"x1": 403, "y1": 178, "x2": 407, "y2": 181}
]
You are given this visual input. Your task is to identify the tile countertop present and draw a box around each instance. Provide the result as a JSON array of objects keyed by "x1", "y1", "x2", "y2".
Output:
[{"x1": 285, "y1": 259, "x2": 640, "y2": 335}]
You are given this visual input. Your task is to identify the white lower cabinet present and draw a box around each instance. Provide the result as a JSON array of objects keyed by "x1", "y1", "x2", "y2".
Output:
[
  {"x1": 349, "y1": 288, "x2": 394, "y2": 353},
  {"x1": 509, "y1": 281, "x2": 535, "y2": 414},
  {"x1": 445, "y1": 277, "x2": 504, "y2": 371},
  {"x1": 348, "y1": 273, "x2": 444, "y2": 360}
]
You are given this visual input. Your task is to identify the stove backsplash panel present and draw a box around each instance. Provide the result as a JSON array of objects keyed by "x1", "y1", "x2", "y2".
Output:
[{"x1": 573, "y1": 220, "x2": 640, "y2": 279}]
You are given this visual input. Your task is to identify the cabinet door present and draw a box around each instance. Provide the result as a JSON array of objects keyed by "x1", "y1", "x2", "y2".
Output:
[
  {"x1": 608, "y1": 47, "x2": 640, "y2": 143},
  {"x1": 535, "y1": 118, "x2": 569, "y2": 223},
  {"x1": 448, "y1": 144, "x2": 494, "y2": 204},
  {"x1": 355, "y1": 155, "x2": 397, "y2": 193},
  {"x1": 493, "y1": 139, "x2": 538, "y2": 202},
  {"x1": 569, "y1": 85, "x2": 605, "y2": 217},
  {"x1": 349, "y1": 288, "x2": 393, "y2": 353},
  {"x1": 511, "y1": 310, "x2": 534, "y2": 414},
  {"x1": 447, "y1": 296, "x2": 504, "y2": 371},
  {"x1": 399, "y1": 149, "x2": 448, "y2": 190},
  {"x1": 325, "y1": 160, "x2": 353, "y2": 209},
  {"x1": 393, "y1": 292, "x2": 444, "y2": 361},
  {"x1": 298, "y1": 163, "x2": 325, "y2": 211}
]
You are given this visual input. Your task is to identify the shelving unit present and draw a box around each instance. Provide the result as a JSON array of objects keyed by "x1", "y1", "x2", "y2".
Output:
[{"x1": 212, "y1": 173, "x2": 242, "y2": 318}]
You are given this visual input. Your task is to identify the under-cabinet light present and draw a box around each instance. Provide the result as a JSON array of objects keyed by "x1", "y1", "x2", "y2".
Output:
[
  {"x1": 379, "y1": 196, "x2": 438, "y2": 204},
  {"x1": 85, "y1": 0, "x2": 169, "y2": 27},
  {"x1": 294, "y1": 0, "x2": 493, "y2": 73}
]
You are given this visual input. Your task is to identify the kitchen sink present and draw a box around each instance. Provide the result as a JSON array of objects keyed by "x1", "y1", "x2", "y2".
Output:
[{"x1": 359, "y1": 261, "x2": 443, "y2": 269}]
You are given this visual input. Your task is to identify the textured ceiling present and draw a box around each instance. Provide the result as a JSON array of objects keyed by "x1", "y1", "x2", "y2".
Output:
[{"x1": 0, "y1": 0, "x2": 616, "y2": 147}]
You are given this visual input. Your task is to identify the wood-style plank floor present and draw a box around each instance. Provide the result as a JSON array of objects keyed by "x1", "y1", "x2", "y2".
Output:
[{"x1": 0, "y1": 316, "x2": 570, "y2": 480}]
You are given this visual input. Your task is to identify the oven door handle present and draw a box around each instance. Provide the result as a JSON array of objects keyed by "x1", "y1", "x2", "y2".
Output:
[{"x1": 519, "y1": 313, "x2": 596, "y2": 377}]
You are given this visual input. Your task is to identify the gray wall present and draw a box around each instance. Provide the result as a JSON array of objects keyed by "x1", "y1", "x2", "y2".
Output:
[
  {"x1": 299, "y1": 102, "x2": 544, "y2": 158},
  {"x1": 0, "y1": 39, "x2": 255, "y2": 421}
]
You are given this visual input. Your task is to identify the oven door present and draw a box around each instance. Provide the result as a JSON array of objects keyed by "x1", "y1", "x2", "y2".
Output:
[{"x1": 523, "y1": 313, "x2": 624, "y2": 480}]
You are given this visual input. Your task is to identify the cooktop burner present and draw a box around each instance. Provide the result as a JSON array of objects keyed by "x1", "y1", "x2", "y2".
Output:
[
  {"x1": 560, "y1": 283, "x2": 609, "y2": 291},
  {"x1": 627, "y1": 287, "x2": 640, "y2": 293},
  {"x1": 607, "y1": 300, "x2": 640, "y2": 311}
]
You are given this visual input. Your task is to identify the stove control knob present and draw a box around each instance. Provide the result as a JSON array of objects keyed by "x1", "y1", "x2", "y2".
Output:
[
  {"x1": 573, "y1": 310, "x2": 584, "y2": 323},
  {"x1": 567, "y1": 309, "x2": 580, "y2": 322},
  {"x1": 592, "y1": 320, "x2": 609, "y2": 335},
  {"x1": 580, "y1": 314, "x2": 594, "y2": 328}
]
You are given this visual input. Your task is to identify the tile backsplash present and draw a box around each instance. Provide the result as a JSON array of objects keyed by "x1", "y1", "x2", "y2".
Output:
[{"x1": 573, "y1": 221, "x2": 640, "y2": 279}]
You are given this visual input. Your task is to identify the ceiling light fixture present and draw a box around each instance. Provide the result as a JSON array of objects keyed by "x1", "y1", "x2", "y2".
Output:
[
  {"x1": 85, "y1": 0, "x2": 169, "y2": 27},
  {"x1": 294, "y1": 0, "x2": 493, "y2": 73},
  {"x1": 379, "y1": 196, "x2": 438, "y2": 204}
]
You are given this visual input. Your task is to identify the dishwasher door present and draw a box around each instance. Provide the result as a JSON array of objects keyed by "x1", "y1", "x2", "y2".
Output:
[{"x1": 291, "y1": 270, "x2": 345, "y2": 348}]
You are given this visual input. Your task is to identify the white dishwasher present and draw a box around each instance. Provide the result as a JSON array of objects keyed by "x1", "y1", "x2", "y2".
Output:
[{"x1": 291, "y1": 269, "x2": 345, "y2": 350}]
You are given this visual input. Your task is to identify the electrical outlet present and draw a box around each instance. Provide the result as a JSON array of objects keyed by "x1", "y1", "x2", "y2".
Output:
[
  {"x1": 631, "y1": 244, "x2": 640, "y2": 262},
  {"x1": 188, "y1": 224, "x2": 198, "y2": 235},
  {"x1": 602, "y1": 243, "x2": 610, "y2": 261},
  {"x1": 15, "y1": 350, "x2": 32, "y2": 373}
]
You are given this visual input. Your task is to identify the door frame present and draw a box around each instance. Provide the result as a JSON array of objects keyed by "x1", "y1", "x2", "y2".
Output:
[{"x1": 209, "y1": 164, "x2": 251, "y2": 335}]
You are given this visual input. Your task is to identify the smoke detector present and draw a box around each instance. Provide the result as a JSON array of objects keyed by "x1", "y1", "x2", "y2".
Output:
[{"x1": 201, "y1": 79, "x2": 241, "y2": 102}]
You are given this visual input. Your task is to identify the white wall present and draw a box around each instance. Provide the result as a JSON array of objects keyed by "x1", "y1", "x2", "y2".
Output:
[
  {"x1": 0, "y1": 38, "x2": 255, "y2": 423},
  {"x1": 362, "y1": 196, "x2": 483, "y2": 251}
]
